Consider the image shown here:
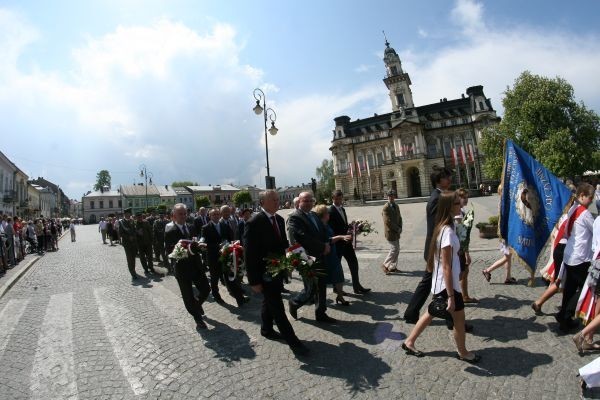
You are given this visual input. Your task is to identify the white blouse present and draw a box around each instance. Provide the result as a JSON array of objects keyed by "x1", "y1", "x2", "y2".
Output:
[
  {"x1": 564, "y1": 208, "x2": 594, "y2": 265},
  {"x1": 431, "y1": 225, "x2": 462, "y2": 294}
]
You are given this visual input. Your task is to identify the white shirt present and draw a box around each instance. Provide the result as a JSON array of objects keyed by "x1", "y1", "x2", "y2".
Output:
[
  {"x1": 431, "y1": 225, "x2": 461, "y2": 294},
  {"x1": 99, "y1": 220, "x2": 107, "y2": 230},
  {"x1": 564, "y1": 208, "x2": 594, "y2": 265},
  {"x1": 592, "y1": 216, "x2": 600, "y2": 259}
]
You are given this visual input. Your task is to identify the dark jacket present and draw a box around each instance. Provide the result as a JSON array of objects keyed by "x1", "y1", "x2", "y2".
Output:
[
  {"x1": 287, "y1": 209, "x2": 328, "y2": 259},
  {"x1": 118, "y1": 218, "x2": 137, "y2": 248},
  {"x1": 424, "y1": 188, "x2": 442, "y2": 261},
  {"x1": 164, "y1": 222, "x2": 203, "y2": 280},
  {"x1": 328, "y1": 205, "x2": 350, "y2": 254},
  {"x1": 201, "y1": 221, "x2": 233, "y2": 266},
  {"x1": 243, "y1": 211, "x2": 289, "y2": 285}
]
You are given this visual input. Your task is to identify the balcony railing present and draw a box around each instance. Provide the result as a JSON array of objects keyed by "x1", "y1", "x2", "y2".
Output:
[{"x1": 3, "y1": 190, "x2": 16, "y2": 203}]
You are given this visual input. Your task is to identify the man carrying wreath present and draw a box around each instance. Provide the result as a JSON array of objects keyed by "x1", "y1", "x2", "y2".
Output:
[
  {"x1": 243, "y1": 190, "x2": 309, "y2": 357},
  {"x1": 165, "y1": 203, "x2": 210, "y2": 330}
]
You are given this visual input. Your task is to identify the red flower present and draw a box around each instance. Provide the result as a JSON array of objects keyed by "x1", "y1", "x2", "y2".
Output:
[
  {"x1": 271, "y1": 259, "x2": 279, "y2": 266},
  {"x1": 291, "y1": 259, "x2": 300, "y2": 267}
]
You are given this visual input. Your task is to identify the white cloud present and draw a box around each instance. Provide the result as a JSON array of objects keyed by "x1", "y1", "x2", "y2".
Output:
[
  {"x1": 417, "y1": 28, "x2": 428, "y2": 38},
  {"x1": 400, "y1": 0, "x2": 600, "y2": 115},
  {"x1": 450, "y1": 0, "x2": 484, "y2": 35},
  {"x1": 354, "y1": 64, "x2": 374, "y2": 73}
]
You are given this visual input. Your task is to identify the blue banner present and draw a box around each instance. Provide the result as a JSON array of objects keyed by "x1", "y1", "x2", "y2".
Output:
[{"x1": 499, "y1": 140, "x2": 573, "y2": 273}]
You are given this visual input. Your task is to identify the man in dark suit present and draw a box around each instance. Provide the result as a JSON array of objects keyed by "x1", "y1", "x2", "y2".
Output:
[
  {"x1": 164, "y1": 203, "x2": 210, "y2": 329},
  {"x1": 328, "y1": 190, "x2": 371, "y2": 294},
  {"x1": 244, "y1": 190, "x2": 309, "y2": 356},
  {"x1": 201, "y1": 208, "x2": 248, "y2": 307},
  {"x1": 118, "y1": 208, "x2": 140, "y2": 280},
  {"x1": 287, "y1": 191, "x2": 336, "y2": 323},
  {"x1": 403, "y1": 167, "x2": 452, "y2": 323},
  {"x1": 238, "y1": 208, "x2": 252, "y2": 246},
  {"x1": 193, "y1": 207, "x2": 209, "y2": 235}
]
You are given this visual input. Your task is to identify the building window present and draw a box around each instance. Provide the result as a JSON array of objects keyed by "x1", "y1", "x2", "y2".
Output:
[
  {"x1": 367, "y1": 154, "x2": 374, "y2": 168},
  {"x1": 90, "y1": 201, "x2": 95, "y2": 209},
  {"x1": 134, "y1": 199, "x2": 139, "y2": 207},
  {"x1": 451, "y1": 119, "x2": 458, "y2": 126},
  {"x1": 462, "y1": 117, "x2": 470, "y2": 124},
  {"x1": 118, "y1": 200, "x2": 122, "y2": 208},
  {"x1": 128, "y1": 201, "x2": 133, "y2": 207},
  {"x1": 479, "y1": 101, "x2": 484, "y2": 111},
  {"x1": 357, "y1": 155, "x2": 365, "y2": 170},
  {"x1": 427, "y1": 144, "x2": 437, "y2": 156},
  {"x1": 376, "y1": 152, "x2": 384, "y2": 166},
  {"x1": 109, "y1": 200, "x2": 113, "y2": 208},
  {"x1": 390, "y1": 65, "x2": 398, "y2": 75},
  {"x1": 396, "y1": 93, "x2": 405, "y2": 106},
  {"x1": 99, "y1": 200, "x2": 104, "y2": 209}
]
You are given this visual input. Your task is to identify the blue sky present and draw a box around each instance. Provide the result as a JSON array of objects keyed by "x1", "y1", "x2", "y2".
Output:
[{"x1": 2, "y1": 0, "x2": 600, "y2": 198}]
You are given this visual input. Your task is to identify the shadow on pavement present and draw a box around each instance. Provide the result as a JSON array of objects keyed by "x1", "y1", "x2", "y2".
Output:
[
  {"x1": 200, "y1": 317, "x2": 256, "y2": 365},
  {"x1": 302, "y1": 319, "x2": 406, "y2": 345},
  {"x1": 474, "y1": 294, "x2": 535, "y2": 311},
  {"x1": 468, "y1": 316, "x2": 547, "y2": 342},
  {"x1": 461, "y1": 346, "x2": 553, "y2": 377},
  {"x1": 299, "y1": 341, "x2": 391, "y2": 393}
]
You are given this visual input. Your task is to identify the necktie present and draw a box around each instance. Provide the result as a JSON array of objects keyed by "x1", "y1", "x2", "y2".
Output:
[
  {"x1": 340, "y1": 206, "x2": 347, "y2": 224},
  {"x1": 182, "y1": 224, "x2": 189, "y2": 238},
  {"x1": 271, "y1": 216, "x2": 281, "y2": 239}
]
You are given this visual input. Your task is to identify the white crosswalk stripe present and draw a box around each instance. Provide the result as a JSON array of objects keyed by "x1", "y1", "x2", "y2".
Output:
[
  {"x1": 0, "y1": 299, "x2": 29, "y2": 355},
  {"x1": 94, "y1": 287, "x2": 180, "y2": 396},
  {"x1": 30, "y1": 293, "x2": 78, "y2": 400}
]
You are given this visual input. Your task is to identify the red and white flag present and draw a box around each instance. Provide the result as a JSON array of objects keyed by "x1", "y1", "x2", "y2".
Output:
[
  {"x1": 348, "y1": 161, "x2": 353, "y2": 178},
  {"x1": 451, "y1": 147, "x2": 457, "y2": 166},
  {"x1": 467, "y1": 144, "x2": 475, "y2": 163},
  {"x1": 459, "y1": 146, "x2": 467, "y2": 165},
  {"x1": 356, "y1": 161, "x2": 362, "y2": 177}
]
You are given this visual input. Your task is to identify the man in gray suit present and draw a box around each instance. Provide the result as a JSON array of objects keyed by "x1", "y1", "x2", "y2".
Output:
[
  {"x1": 381, "y1": 190, "x2": 403, "y2": 274},
  {"x1": 287, "y1": 192, "x2": 336, "y2": 323}
]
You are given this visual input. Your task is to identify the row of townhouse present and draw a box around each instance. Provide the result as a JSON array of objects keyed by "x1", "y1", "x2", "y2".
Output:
[
  {"x1": 0, "y1": 150, "x2": 69, "y2": 219},
  {"x1": 81, "y1": 183, "x2": 314, "y2": 223}
]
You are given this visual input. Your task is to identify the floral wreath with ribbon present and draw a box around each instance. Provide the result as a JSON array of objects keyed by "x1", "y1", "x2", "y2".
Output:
[{"x1": 219, "y1": 240, "x2": 245, "y2": 281}]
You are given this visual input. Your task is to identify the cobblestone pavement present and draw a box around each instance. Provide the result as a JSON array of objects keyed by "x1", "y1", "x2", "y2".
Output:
[{"x1": 0, "y1": 217, "x2": 598, "y2": 399}]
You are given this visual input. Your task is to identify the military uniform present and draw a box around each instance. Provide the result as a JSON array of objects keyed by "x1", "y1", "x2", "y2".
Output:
[
  {"x1": 152, "y1": 216, "x2": 168, "y2": 269},
  {"x1": 135, "y1": 214, "x2": 156, "y2": 273},
  {"x1": 118, "y1": 209, "x2": 139, "y2": 279}
]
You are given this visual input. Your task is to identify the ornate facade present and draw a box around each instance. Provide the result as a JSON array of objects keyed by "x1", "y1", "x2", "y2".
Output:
[{"x1": 330, "y1": 40, "x2": 500, "y2": 200}]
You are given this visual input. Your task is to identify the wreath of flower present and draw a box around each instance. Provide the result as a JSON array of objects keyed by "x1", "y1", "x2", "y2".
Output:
[
  {"x1": 265, "y1": 243, "x2": 325, "y2": 281},
  {"x1": 219, "y1": 240, "x2": 245, "y2": 281}
]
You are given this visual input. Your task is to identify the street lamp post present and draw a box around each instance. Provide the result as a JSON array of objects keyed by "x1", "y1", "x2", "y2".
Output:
[
  {"x1": 252, "y1": 88, "x2": 279, "y2": 189},
  {"x1": 139, "y1": 164, "x2": 153, "y2": 211}
]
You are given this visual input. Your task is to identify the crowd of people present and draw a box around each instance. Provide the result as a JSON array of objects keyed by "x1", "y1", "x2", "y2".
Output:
[
  {"x1": 95, "y1": 172, "x2": 600, "y2": 390},
  {"x1": 0, "y1": 215, "x2": 69, "y2": 276}
]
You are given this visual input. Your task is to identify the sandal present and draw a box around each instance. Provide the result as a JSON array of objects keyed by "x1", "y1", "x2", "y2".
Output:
[
  {"x1": 456, "y1": 353, "x2": 481, "y2": 364},
  {"x1": 482, "y1": 270, "x2": 491, "y2": 282},
  {"x1": 381, "y1": 264, "x2": 391, "y2": 275},
  {"x1": 463, "y1": 297, "x2": 479, "y2": 304},
  {"x1": 402, "y1": 343, "x2": 425, "y2": 358},
  {"x1": 504, "y1": 277, "x2": 517, "y2": 285}
]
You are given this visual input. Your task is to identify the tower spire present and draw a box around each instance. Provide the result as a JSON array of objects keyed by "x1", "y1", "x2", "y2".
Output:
[{"x1": 383, "y1": 30, "x2": 389, "y2": 47}]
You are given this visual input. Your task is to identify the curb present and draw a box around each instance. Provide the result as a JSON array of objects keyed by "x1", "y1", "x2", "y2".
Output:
[
  {"x1": 0, "y1": 255, "x2": 41, "y2": 300},
  {"x1": 0, "y1": 230, "x2": 69, "y2": 301}
]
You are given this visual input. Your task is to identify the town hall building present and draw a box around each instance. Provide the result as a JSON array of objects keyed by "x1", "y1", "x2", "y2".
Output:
[{"x1": 330, "y1": 40, "x2": 500, "y2": 200}]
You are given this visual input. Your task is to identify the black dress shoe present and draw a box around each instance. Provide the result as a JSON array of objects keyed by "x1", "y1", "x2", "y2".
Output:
[
  {"x1": 131, "y1": 274, "x2": 141, "y2": 281},
  {"x1": 195, "y1": 317, "x2": 207, "y2": 330},
  {"x1": 288, "y1": 300, "x2": 299, "y2": 320},
  {"x1": 315, "y1": 314, "x2": 337, "y2": 323},
  {"x1": 358, "y1": 286, "x2": 371, "y2": 293},
  {"x1": 261, "y1": 330, "x2": 284, "y2": 341},
  {"x1": 236, "y1": 296, "x2": 250, "y2": 307},
  {"x1": 289, "y1": 342, "x2": 310, "y2": 357}
]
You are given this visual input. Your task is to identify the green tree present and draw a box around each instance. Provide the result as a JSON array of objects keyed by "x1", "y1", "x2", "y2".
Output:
[
  {"x1": 94, "y1": 170, "x2": 111, "y2": 191},
  {"x1": 156, "y1": 204, "x2": 167, "y2": 213},
  {"x1": 480, "y1": 71, "x2": 600, "y2": 179},
  {"x1": 315, "y1": 159, "x2": 335, "y2": 203},
  {"x1": 195, "y1": 196, "x2": 210, "y2": 209},
  {"x1": 232, "y1": 190, "x2": 253, "y2": 207},
  {"x1": 171, "y1": 181, "x2": 198, "y2": 187}
]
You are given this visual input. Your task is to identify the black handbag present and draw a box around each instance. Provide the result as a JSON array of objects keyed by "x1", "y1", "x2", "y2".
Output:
[{"x1": 428, "y1": 227, "x2": 453, "y2": 321}]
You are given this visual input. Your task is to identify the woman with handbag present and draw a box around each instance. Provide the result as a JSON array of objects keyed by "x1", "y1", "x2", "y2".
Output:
[{"x1": 402, "y1": 191, "x2": 480, "y2": 363}]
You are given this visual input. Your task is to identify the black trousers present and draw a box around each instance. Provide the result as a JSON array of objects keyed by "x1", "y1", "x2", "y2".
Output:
[
  {"x1": 175, "y1": 273, "x2": 210, "y2": 320},
  {"x1": 138, "y1": 244, "x2": 153, "y2": 271},
  {"x1": 557, "y1": 262, "x2": 590, "y2": 323},
  {"x1": 292, "y1": 276, "x2": 327, "y2": 317},
  {"x1": 208, "y1": 261, "x2": 245, "y2": 301},
  {"x1": 123, "y1": 245, "x2": 138, "y2": 276},
  {"x1": 154, "y1": 242, "x2": 167, "y2": 264},
  {"x1": 337, "y1": 242, "x2": 361, "y2": 290},
  {"x1": 403, "y1": 271, "x2": 433, "y2": 321},
  {"x1": 262, "y1": 280, "x2": 299, "y2": 344}
]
